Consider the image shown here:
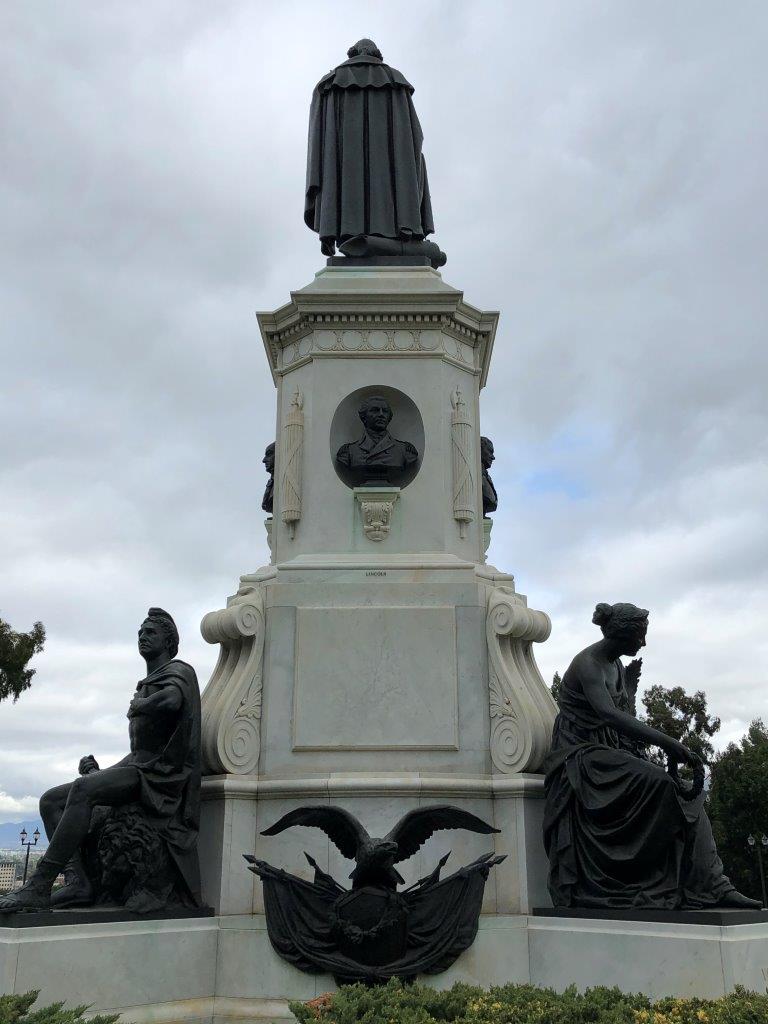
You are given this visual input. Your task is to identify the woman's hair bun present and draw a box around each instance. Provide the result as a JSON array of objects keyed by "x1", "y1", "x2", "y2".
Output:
[{"x1": 592, "y1": 603, "x2": 613, "y2": 627}]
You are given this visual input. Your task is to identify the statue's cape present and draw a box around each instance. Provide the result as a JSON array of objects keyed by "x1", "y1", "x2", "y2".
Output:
[
  {"x1": 315, "y1": 55, "x2": 414, "y2": 93},
  {"x1": 305, "y1": 57, "x2": 434, "y2": 248},
  {"x1": 252, "y1": 855, "x2": 498, "y2": 982},
  {"x1": 128, "y1": 659, "x2": 202, "y2": 905}
]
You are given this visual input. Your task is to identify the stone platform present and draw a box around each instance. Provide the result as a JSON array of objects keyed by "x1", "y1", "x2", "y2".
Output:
[{"x1": 2, "y1": 912, "x2": 768, "y2": 1024}]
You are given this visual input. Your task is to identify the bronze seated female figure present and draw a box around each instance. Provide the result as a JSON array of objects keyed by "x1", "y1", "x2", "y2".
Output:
[{"x1": 544, "y1": 602, "x2": 760, "y2": 910}]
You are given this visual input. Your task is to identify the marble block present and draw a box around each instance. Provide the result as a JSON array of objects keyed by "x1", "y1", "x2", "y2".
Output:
[
  {"x1": 293, "y1": 605, "x2": 458, "y2": 750},
  {"x1": 2, "y1": 912, "x2": 767, "y2": 1020}
]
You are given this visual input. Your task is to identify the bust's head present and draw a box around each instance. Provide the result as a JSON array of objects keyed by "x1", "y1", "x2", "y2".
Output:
[
  {"x1": 592, "y1": 602, "x2": 648, "y2": 656},
  {"x1": 358, "y1": 395, "x2": 393, "y2": 435},
  {"x1": 347, "y1": 39, "x2": 383, "y2": 61},
  {"x1": 138, "y1": 607, "x2": 179, "y2": 664},
  {"x1": 480, "y1": 436, "x2": 495, "y2": 470},
  {"x1": 263, "y1": 442, "x2": 275, "y2": 474}
]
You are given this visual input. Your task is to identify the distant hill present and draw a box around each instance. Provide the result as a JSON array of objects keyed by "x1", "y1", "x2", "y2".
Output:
[{"x1": 0, "y1": 819, "x2": 46, "y2": 852}]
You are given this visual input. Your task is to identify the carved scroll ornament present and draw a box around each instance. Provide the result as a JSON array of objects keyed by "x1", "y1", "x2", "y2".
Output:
[
  {"x1": 200, "y1": 583, "x2": 265, "y2": 775},
  {"x1": 486, "y1": 587, "x2": 557, "y2": 774}
]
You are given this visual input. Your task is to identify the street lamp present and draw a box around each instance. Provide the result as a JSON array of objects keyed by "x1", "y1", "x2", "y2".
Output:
[
  {"x1": 19, "y1": 827, "x2": 40, "y2": 885},
  {"x1": 746, "y1": 833, "x2": 768, "y2": 908}
]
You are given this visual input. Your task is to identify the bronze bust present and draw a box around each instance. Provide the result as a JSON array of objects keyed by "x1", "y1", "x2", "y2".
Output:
[
  {"x1": 480, "y1": 436, "x2": 498, "y2": 516},
  {"x1": 336, "y1": 395, "x2": 419, "y2": 487}
]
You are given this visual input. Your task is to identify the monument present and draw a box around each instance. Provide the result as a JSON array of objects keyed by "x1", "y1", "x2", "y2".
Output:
[{"x1": 1, "y1": 38, "x2": 767, "y2": 1024}]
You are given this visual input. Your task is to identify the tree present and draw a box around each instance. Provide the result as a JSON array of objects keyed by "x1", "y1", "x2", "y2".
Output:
[
  {"x1": 708, "y1": 719, "x2": 768, "y2": 901},
  {"x1": 550, "y1": 671, "x2": 562, "y2": 704},
  {"x1": 640, "y1": 684, "x2": 721, "y2": 766},
  {"x1": 0, "y1": 616, "x2": 45, "y2": 702}
]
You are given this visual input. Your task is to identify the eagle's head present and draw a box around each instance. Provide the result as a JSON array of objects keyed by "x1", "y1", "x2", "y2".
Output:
[{"x1": 372, "y1": 840, "x2": 399, "y2": 863}]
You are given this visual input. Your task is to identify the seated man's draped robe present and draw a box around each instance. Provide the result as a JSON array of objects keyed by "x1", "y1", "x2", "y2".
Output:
[{"x1": 122, "y1": 658, "x2": 202, "y2": 906}]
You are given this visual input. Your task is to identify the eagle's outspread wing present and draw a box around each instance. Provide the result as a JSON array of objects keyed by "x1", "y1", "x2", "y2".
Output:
[
  {"x1": 261, "y1": 804, "x2": 369, "y2": 860},
  {"x1": 385, "y1": 805, "x2": 500, "y2": 863}
]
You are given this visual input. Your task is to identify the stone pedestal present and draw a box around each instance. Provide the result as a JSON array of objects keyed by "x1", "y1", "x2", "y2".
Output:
[
  {"x1": 198, "y1": 772, "x2": 550, "y2": 918},
  {"x1": 199, "y1": 266, "x2": 558, "y2": 926},
  {"x1": 2, "y1": 913, "x2": 767, "y2": 1023}
]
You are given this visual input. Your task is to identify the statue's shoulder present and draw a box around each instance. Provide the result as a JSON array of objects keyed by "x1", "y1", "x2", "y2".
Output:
[
  {"x1": 401, "y1": 439, "x2": 419, "y2": 462},
  {"x1": 163, "y1": 659, "x2": 199, "y2": 686},
  {"x1": 336, "y1": 439, "x2": 362, "y2": 465}
]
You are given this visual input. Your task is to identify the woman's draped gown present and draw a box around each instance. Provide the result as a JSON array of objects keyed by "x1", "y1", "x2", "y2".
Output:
[{"x1": 543, "y1": 663, "x2": 735, "y2": 909}]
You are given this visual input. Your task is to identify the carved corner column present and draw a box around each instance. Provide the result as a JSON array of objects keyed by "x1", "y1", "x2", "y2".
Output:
[
  {"x1": 200, "y1": 583, "x2": 265, "y2": 775},
  {"x1": 486, "y1": 586, "x2": 557, "y2": 774},
  {"x1": 450, "y1": 388, "x2": 475, "y2": 538},
  {"x1": 280, "y1": 389, "x2": 304, "y2": 539}
]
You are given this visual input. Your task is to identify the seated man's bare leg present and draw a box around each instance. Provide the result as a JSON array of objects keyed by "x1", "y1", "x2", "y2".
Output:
[
  {"x1": 39, "y1": 782, "x2": 72, "y2": 841},
  {"x1": 39, "y1": 780, "x2": 94, "y2": 909},
  {"x1": 0, "y1": 766, "x2": 141, "y2": 912},
  {"x1": 44, "y1": 765, "x2": 141, "y2": 865}
]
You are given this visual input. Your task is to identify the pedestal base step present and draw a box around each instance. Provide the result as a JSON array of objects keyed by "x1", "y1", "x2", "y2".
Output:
[
  {"x1": 0, "y1": 905, "x2": 215, "y2": 928},
  {"x1": 533, "y1": 906, "x2": 768, "y2": 926}
]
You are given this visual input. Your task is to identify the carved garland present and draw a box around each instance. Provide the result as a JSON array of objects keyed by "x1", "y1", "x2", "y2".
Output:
[
  {"x1": 486, "y1": 587, "x2": 557, "y2": 774},
  {"x1": 450, "y1": 389, "x2": 475, "y2": 537},
  {"x1": 200, "y1": 584, "x2": 266, "y2": 775}
]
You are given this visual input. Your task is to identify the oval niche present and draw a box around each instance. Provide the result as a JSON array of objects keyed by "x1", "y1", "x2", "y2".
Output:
[{"x1": 330, "y1": 385, "x2": 424, "y2": 490}]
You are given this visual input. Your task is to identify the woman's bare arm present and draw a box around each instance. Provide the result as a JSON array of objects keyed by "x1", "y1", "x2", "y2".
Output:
[{"x1": 576, "y1": 658, "x2": 696, "y2": 764}]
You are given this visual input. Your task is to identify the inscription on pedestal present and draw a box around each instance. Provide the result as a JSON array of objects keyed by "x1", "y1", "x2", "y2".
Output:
[{"x1": 292, "y1": 607, "x2": 458, "y2": 750}]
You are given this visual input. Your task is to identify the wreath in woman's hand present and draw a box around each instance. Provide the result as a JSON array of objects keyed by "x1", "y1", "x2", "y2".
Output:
[{"x1": 667, "y1": 749, "x2": 705, "y2": 802}]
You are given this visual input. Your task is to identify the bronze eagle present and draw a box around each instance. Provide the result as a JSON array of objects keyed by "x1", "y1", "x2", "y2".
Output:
[{"x1": 260, "y1": 804, "x2": 500, "y2": 890}]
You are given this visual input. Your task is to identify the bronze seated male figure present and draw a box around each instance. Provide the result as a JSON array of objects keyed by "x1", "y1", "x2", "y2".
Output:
[{"x1": 0, "y1": 607, "x2": 202, "y2": 914}]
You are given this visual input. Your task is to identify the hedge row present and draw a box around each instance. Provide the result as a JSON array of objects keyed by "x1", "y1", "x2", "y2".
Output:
[
  {"x1": 0, "y1": 993, "x2": 119, "y2": 1024},
  {"x1": 290, "y1": 978, "x2": 768, "y2": 1024}
]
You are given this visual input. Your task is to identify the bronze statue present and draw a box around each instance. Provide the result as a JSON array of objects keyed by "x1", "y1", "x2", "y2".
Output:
[
  {"x1": 261, "y1": 441, "x2": 275, "y2": 515},
  {"x1": 480, "y1": 436, "x2": 498, "y2": 516},
  {"x1": 336, "y1": 395, "x2": 418, "y2": 487},
  {"x1": 543, "y1": 603, "x2": 760, "y2": 910},
  {"x1": 305, "y1": 40, "x2": 446, "y2": 268},
  {"x1": 247, "y1": 804, "x2": 504, "y2": 982},
  {"x1": 0, "y1": 608, "x2": 202, "y2": 914}
]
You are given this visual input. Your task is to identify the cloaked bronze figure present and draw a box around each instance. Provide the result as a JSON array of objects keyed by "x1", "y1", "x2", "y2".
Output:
[
  {"x1": 0, "y1": 608, "x2": 202, "y2": 914},
  {"x1": 544, "y1": 603, "x2": 760, "y2": 910},
  {"x1": 305, "y1": 40, "x2": 445, "y2": 268}
]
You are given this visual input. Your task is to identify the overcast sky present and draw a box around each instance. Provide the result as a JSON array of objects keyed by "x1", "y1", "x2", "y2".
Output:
[{"x1": 1, "y1": 1, "x2": 767, "y2": 823}]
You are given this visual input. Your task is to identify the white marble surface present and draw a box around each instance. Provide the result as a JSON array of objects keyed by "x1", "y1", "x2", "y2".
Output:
[
  {"x1": 255, "y1": 564, "x2": 503, "y2": 777},
  {"x1": 2, "y1": 912, "x2": 767, "y2": 1020},
  {"x1": 528, "y1": 915, "x2": 768, "y2": 999},
  {"x1": 0, "y1": 917, "x2": 218, "y2": 1017},
  {"x1": 258, "y1": 267, "x2": 496, "y2": 566},
  {"x1": 293, "y1": 605, "x2": 458, "y2": 750},
  {"x1": 200, "y1": 773, "x2": 545, "y2": 916}
]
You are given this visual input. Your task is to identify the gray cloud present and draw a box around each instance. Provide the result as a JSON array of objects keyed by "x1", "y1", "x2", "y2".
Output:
[{"x1": 1, "y1": 1, "x2": 767, "y2": 817}]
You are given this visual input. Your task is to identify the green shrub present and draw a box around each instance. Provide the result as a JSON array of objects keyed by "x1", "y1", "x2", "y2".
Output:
[
  {"x1": 0, "y1": 991, "x2": 120, "y2": 1024},
  {"x1": 290, "y1": 978, "x2": 768, "y2": 1024}
]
